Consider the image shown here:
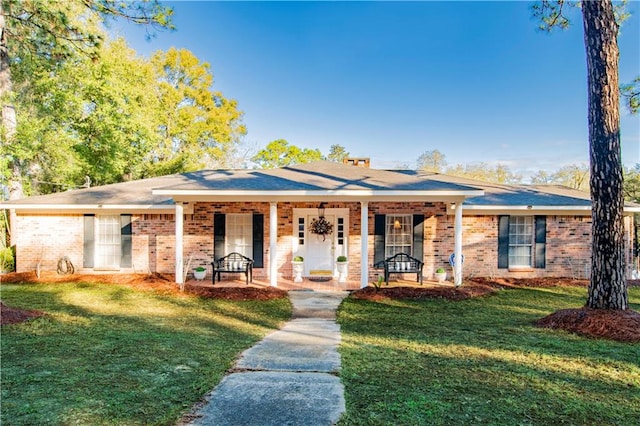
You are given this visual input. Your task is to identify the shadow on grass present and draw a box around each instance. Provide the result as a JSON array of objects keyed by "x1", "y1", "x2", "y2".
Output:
[
  {"x1": 0, "y1": 282, "x2": 291, "y2": 425},
  {"x1": 337, "y1": 286, "x2": 640, "y2": 425}
]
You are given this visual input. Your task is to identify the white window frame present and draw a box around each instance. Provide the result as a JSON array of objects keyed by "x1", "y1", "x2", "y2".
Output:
[
  {"x1": 385, "y1": 214, "x2": 413, "y2": 258},
  {"x1": 508, "y1": 216, "x2": 534, "y2": 268},
  {"x1": 95, "y1": 215, "x2": 121, "y2": 270},
  {"x1": 225, "y1": 214, "x2": 253, "y2": 258}
]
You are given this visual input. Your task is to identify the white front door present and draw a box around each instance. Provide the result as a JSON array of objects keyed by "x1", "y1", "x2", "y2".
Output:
[
  {"x1": 305, "y1": 214, "x2": 335, "y2": 276},
  {"x1": 292, "y1": 207, "x2": 349, "y2": 279}
]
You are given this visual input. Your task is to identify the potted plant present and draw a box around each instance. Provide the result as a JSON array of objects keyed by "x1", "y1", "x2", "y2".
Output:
[
  {"x1": 193, "y1": 266, "x2": 206, "y2": 280},
  {"x1": 435, "y1": 267, "x2": 447, "y2": 283},
  {"x1": 336, "y1": 255, "x2": 348, "y2": 283},
  {"x1": 292, "y1": 255, "x2": 304, "y2": 283}
]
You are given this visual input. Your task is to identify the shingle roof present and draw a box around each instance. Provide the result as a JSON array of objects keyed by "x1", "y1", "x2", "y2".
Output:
[
  {"x1": 412, "y1": 172, "x2": 591, "y2": 206},
  {"x1": 2, "y1": 161, "x2": 638, "y2": 212},
  {"x1": 157, "y1": 161, "x2": 481, "y2": 192}
]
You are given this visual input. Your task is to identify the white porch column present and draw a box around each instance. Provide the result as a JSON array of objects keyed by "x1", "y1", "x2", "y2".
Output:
[
  {"x1": 269, "y1": 202, "x2": 278, "y2": 287},
  {"x1": 175, "y1": 202, "x2": 184, "y2": 285},
  {"x1": 360, "y1": 201, "x2": 369, "y2": 289},
  {"x1": 454, "y1": 201, "x2": 463, "y2": 287}
]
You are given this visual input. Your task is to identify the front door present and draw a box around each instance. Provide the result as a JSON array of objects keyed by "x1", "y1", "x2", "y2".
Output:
[{"x1": 305, "y1": 214, "x2": 335, "y2": 276}]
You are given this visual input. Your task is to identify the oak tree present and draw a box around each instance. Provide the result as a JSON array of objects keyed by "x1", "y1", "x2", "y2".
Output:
[
  {"x1": 145, "y1": 48, "x2": 246, "y2": 176},
  {"x1": 416, "y1": 149, "x2": 447, "y2": 173},
  {"x1": 0, "y1": 0, "x2": 173, "y2": 198},
  {"x1": 252, "y1": 139, "x2": 323, "y2": 169}
]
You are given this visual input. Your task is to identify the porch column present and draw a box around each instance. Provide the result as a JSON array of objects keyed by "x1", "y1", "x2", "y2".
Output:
[
  {"x1": 269, "y1": 202, "x2": 278, "y2": 287},
  {"x1": 175, "y1": 202, "x2": 184, "y2": 285},
  {"x1": 454, "y1": 201, "x2": 463, "y2": 287},
  {"x1": 360, "y1": 201, "x2": 369, "y2": 288}
]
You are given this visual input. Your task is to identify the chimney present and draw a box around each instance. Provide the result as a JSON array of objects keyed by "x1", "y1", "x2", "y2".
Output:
[{"x1": 343, "y1": 157, "x2": 370, "y2": 168}]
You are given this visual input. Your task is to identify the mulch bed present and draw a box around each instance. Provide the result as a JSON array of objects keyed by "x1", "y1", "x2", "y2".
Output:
[
  {"x1": 185, "y1": 286, "x2": 288, "y2": 301},
  {"x1": 535, "y1": 308, "x2": 640, "y2": 343},
  {"x1": 351, "y1": 281, "x2": 498, "y2": 301},
  {"x1": 2, "y1": 271, "x2": 639, "y2": 342}
]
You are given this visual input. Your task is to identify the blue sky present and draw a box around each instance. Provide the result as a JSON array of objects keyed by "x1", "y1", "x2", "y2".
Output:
[{"x1": 112, "y1": 1, "x2": 639, "y2": 180}]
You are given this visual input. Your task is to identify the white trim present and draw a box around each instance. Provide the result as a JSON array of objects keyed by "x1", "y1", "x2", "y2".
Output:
[
  {"x1": 1, "y1": 204, "x2": 189, "y2": 214},
  {"x1": 454, "y1": 202, "x2": 463, "y2": 286},
  {"x1": 458, "y1": 204, "x2": 640, "y2": 215},
  {"x1": 175, "y1": 203, "x2": 184, "y2": 285},
  {"x1": 270, "y1": 202, "x2": 278, "y2": 287},
  {"x1": 152, "y1": 189, "x2": 484, "y2": 198},
  {"x1": 361, "y1": 201, "x2": 369, "y2": 289}
]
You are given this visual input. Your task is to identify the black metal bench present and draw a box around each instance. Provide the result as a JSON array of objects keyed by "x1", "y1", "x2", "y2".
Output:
[
  {"x1": 211, "y1": 252, "x2": 253, "y2": 284},
  {"x1": 374, "y1": 252, "x2": 424, "y2": 285}
]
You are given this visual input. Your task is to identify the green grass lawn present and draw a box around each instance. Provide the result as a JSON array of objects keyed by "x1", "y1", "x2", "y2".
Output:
[
  {"x1": 0, "y1": 282, "x2": 291, "y2": 425},
  {"x1": 337, "y1": 286, "x2": 640, "y2": 425}
]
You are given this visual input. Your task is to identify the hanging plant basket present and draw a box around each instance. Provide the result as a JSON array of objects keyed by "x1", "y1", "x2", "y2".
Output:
[{"x1": 310, "y1": 217, "x2": 333, "y2": 241}]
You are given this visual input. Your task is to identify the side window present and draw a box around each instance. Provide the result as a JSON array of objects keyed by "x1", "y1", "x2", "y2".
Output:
[
  {"x1": 508, "y1": 216, "x2": 534, "y2": 267},
  {"x1": 499, "y1": 215, "x2": 545, "y2": 269},
  {"x1": 95, "y1": 215, "x2": 120, "y2": 269}
]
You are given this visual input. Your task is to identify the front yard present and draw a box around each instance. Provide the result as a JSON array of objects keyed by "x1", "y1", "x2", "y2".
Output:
[
  {"x1": 0, "y1": 282, "x2": 291, "y2": 425},
  {"x1": 337, "y1": 285, "x2": 640, "y2": 425},
  {"x1": 2, "y1": 280, "x2": 639, "y2": 425}
]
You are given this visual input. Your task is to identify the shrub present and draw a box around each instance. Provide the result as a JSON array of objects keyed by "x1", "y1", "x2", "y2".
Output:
[
  {"x1": 293, "y1": 256, "x2": 304, "y2": 262},
  {"x1": 0, "y1": 246, "x2": 15, "y2": 272},
  {"x1": 337, "y1": 255, "x2": 347, "y2": 262}
]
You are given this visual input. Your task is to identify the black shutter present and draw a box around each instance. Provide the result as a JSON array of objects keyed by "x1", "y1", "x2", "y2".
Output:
[
  {"x1": 498, "y1": 215, "x2": 509, "y2": 269},
  {"x1": 214, "y1": 213, "x2": 225, "y2": 261},
  {"x1": 120, "y1": 214, "x2": 132, "y2": 268},
  {"x1": 374, "y1": 214, "x2": 386, "y2": 264},
  {"x1": 252, "y1": 214, "x2": 264, "y2": 268},
  {"x1": 534, "y1": 216, "x2": 546, "y2": 269},
  {"x1": 83, "y1": 215, "x2": 95, "y2": 268},
  {"x1": 413, "y1": 214, "x2": 424, "y2": 260}
]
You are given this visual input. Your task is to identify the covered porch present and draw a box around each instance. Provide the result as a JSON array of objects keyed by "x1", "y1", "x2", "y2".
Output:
[{"x1": 152, "y1": 161, "x2": 484, "y2": 289}]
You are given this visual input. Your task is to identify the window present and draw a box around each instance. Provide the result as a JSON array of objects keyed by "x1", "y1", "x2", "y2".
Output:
[
  {"x1": 298, "y1": 217, "x2": 305, "y2": 245},
  {"x1": 225, "y1": 214, "x2": 252, "y2": 258},
  {"x1": 385, "y1": 214, "x2": 412, "y2": 257},
  {"x1": 508, "y1": 216, "x2": 534, "y2": 267},
  {"x1": 95, "y1": 215, "x2": 121, "y2": 269}
]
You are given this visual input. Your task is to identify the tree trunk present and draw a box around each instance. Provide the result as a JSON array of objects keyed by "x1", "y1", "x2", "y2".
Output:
[{"x1": 582, "y1": 0, "x2": 628, "y2": 310}]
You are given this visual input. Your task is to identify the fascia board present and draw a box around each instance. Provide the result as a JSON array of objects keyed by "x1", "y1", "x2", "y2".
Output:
[
  {"x1": 460, "y1": 205, "x2": 640, "y2": 215},
  {"x1": 153, "y1": 189, "x2": 485, "y2": 200},
  {"x1": 457, "y1": 205, "x2": 591, "y2": 216},
  {"x1": 0, "y1": 204, "x2": 185, "y2": 214}
]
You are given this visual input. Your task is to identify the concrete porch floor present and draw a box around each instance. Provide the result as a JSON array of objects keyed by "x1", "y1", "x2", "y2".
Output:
[{"x1": 184, "y1": 276, "x2": 454, "y2": 292}]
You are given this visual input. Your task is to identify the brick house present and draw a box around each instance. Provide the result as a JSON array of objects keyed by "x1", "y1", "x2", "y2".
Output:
[{"x1": 2, "y1": 160, "x2": 638, "y2": 288}]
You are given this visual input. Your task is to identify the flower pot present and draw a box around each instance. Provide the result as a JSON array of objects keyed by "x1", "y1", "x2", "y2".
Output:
[
  {"x1": 292, "y1": 261, "x2": 304, "y2": 283},
  {"x1": 336, "y1": 261, "x2": 348, "y2": 283},
  {"x1": 435, "y1": 271, "x2": 447, "y2": 283},
  {"x1": 193, "y1": 269, "x2": 206, "y2": 280}
]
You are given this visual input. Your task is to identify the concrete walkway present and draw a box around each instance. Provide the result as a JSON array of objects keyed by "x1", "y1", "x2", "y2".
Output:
[{"x1": 187, "y1": 290, "x2": 348, "y2": 426}]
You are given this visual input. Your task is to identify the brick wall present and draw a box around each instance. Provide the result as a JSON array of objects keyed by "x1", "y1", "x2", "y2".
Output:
[
  {"x1": 14, "y1": 214, "x2": 84, "y2": 273},
  {"x1": 11, "y1": 204, "x2": 636, "y2": 281}
]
